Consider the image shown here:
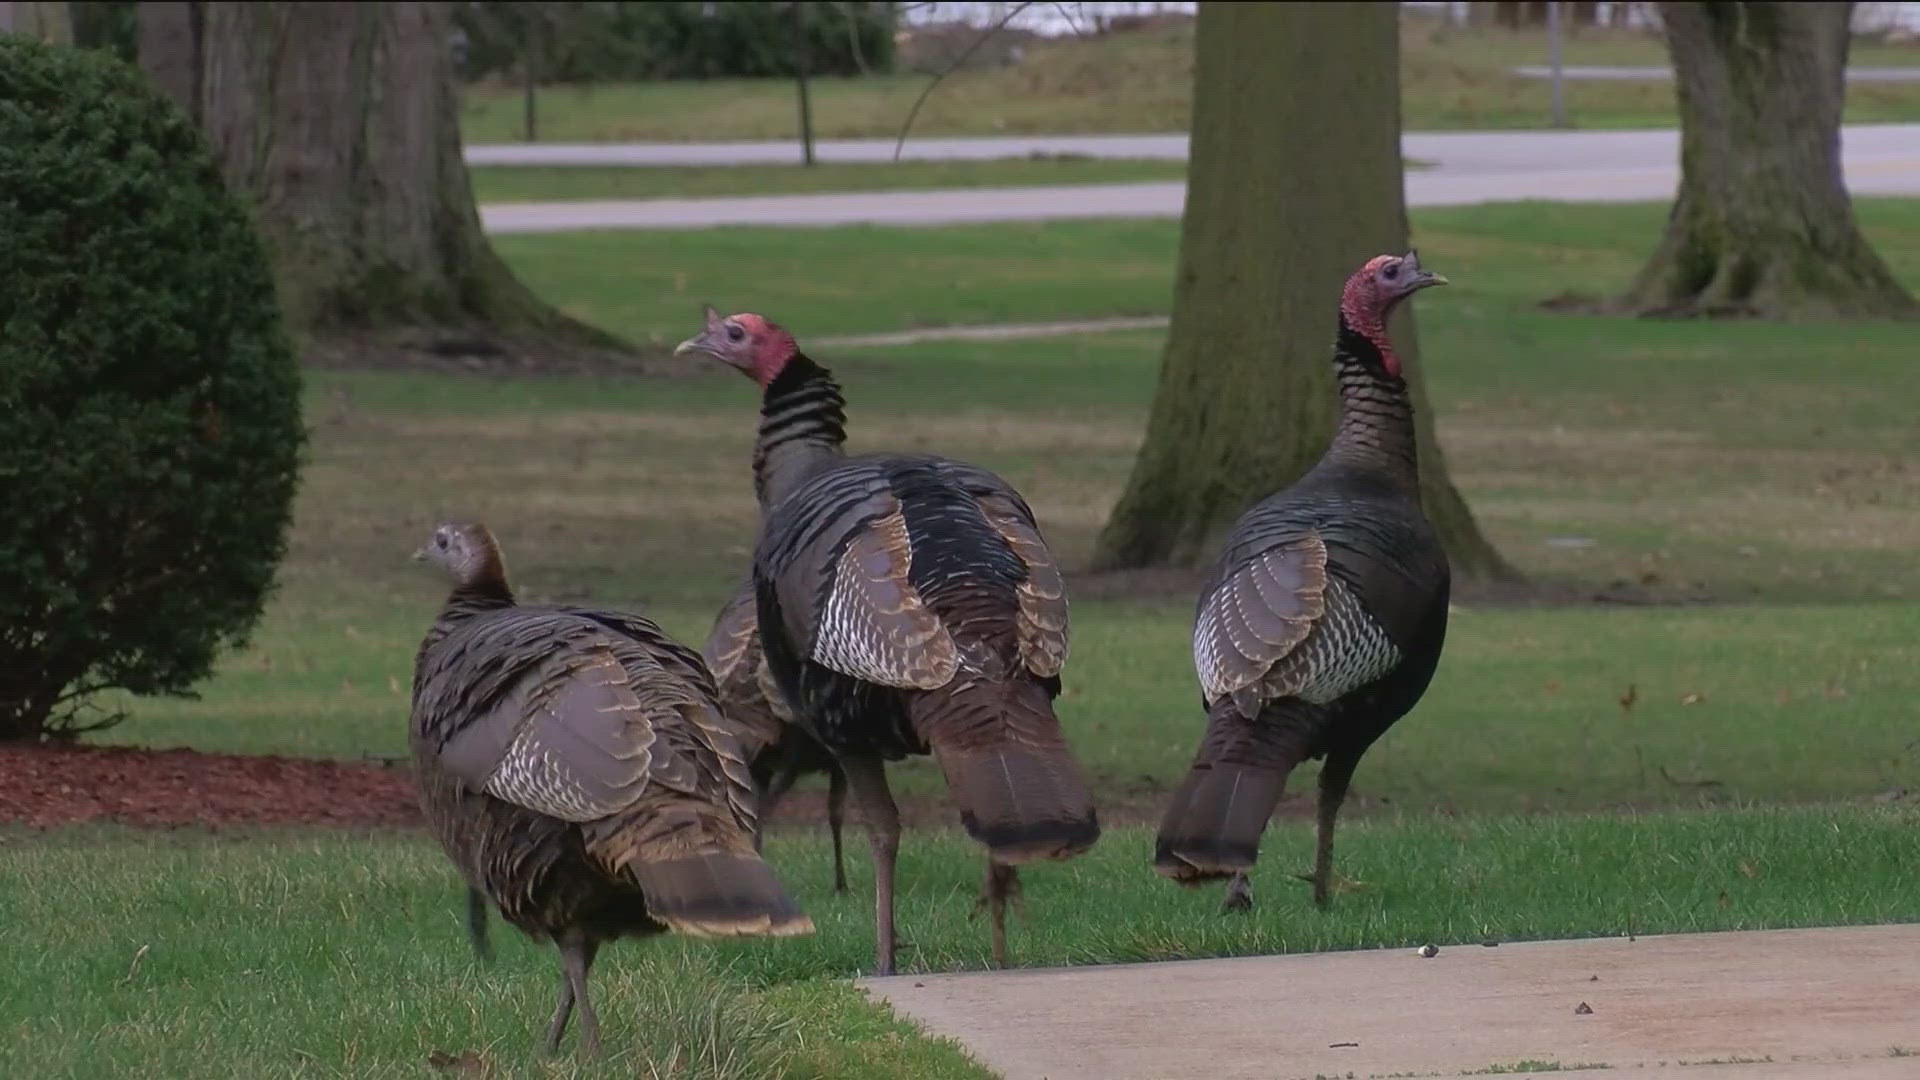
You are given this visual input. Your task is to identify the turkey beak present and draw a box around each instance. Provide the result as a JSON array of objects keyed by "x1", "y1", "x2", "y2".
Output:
[
  {"x1": 675, "y1": 304, "x2": 724, "y2": 360},
  {"x1": 1402, "y1": 250, "x2": 1447, "y2": 293},
  {"x1": 410, "y1": 546, "x2": 429, "y2": 562}
]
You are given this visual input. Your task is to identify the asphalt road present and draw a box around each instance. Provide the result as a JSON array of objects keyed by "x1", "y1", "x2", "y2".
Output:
[{"x1": 475, "y1": 124, "x2": 1920, "y2": 233}]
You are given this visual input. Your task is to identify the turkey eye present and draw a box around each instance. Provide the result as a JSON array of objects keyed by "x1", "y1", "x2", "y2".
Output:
[
  {"x1": 1384, "y1": 264, "x2": 1400, "y2": 280},
  {"x1": 435, "y1": 535, "x2": 448, "y2": 549},
  {"x1": 726, "y1": 324, "x2": 746, "y2": 342}
]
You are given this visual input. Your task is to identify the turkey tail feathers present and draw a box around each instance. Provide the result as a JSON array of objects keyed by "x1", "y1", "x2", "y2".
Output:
[
  {"x1": 630, "y1": 854, "x2": 814, "y2": 938},
  {"x1": 1153, "y1": 698, "x2": 1312, "y2": 883},
  {"x1": 914, "y1": 677, "x2": 1100, "y2": 865}
]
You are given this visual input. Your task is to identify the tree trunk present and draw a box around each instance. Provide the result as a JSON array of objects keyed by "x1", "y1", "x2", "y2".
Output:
[
  {"x1": 1092, "y1": 2, "x2": 1515, "y2": 584},
  {"x1": 136, "y1": 2, "x2": 628, "y2": 362},
  {"x1": 1621, "y1": 2, "x2": 1916, "y2": 319},
  {"x1": 0, "y1": 1, "x2": 73, "y2": 43}
]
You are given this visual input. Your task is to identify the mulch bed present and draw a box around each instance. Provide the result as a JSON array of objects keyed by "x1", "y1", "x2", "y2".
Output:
[{"x1": 0, "y1": 742, "x2": 423, "y2": 830}]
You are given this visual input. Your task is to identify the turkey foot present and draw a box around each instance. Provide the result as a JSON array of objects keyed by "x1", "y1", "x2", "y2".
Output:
[
  {"x1": 1221, "y1": 872, "x2": 1254, "y2": 912},
  {"x1": 972, "y1": 859, "x2": 1023, "y2": 967},
  {"x1": 1294, "y1": 870, "x2": 1370, "y2": 903}
]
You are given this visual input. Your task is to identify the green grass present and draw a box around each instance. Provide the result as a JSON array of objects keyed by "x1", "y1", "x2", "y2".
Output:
[
  {"x1": 458, "y1": 22, "x2": 1920, "y2": 144},
  {"x1": 469, "y1": 158, "x2": 1191, "y2": 202},
  {"x1": 4, "y1": 808, "x2": 1916, "y2": 1075}
]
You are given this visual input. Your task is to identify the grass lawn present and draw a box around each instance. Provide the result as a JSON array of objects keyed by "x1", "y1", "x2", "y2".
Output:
[
  {"x1": 468, "y1": 159, "x2": 1191, "y2": 203},
  {"x1": 15, "y1": 199, "x2": 1920, "y2": 1075},
  {"x1": 4, "y1": 808, "x2": 1916, "y2": 1077},
  {"x1": 458, "y1": 21, "x2": 1920, "y2": 144}
]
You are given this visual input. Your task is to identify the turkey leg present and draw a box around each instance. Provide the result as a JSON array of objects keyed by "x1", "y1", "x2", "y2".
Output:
[
  {"x1": 1311, "y1": 749, "x2": 1361, "y2": 908},
  {"x1": 826, "y1": 762, "x2": 849, "y2": 893},
  {"x1": 977, "y1": 858, "x2": 1022, "y2": 967},
  {"x1": 754, "y1": 757, "x2": 807, "y2": 853},
  {"x1": 840, "y1": 754, "x2": 902, "y2": 975},
  {"x1": 466, "y1": 886, "x2": 494, "y2": 961},
  {"x1": 547, "y1": 934, "x2": 601, "y2": 1056}
]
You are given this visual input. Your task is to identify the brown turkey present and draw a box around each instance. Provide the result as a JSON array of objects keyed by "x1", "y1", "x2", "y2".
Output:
[
  {"x1": 678, "y1": 307, "x2": 1099, "y2": 975},
  {"x1": 1154, "y1": 252, "x2": 1452, "y2": 913},
  {"x1": 411, "y1": 522, "x2": 811, "y2": 1054},
  {"x1": 703, "y1": 584, "x2": 850, "y2": 892}
]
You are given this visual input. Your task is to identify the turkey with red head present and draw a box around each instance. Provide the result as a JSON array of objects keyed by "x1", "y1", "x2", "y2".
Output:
[
  {"x1": 679, "y1": 307, "x2": 1099, "y2": 975},
  {"x1": 1154, "y1": 252, "x2": 1452, "y2": 912}
]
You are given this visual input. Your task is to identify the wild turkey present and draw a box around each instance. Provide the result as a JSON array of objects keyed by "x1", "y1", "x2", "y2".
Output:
[
  {"x1": 411, "y1": 522, "x2": 812, "y2": 1054},
  {"x1": 678, "y1": 307, "x2": 1100, "y2": 975},
  {"x1": 703, "y1": 585, "x2": 850, "y2": 892},
  {"x1": 1154, "y1": 252, "x2": 1452, "y2": 913}
]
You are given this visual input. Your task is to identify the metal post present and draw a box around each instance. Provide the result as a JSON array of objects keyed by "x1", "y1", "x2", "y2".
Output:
[{"x1": 1547, "y1": 0, "x2": 1567, "y2": 128}]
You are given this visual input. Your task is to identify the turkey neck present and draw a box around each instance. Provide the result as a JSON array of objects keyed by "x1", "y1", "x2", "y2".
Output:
[
  {"x1": 756, "y1": 352, "x2": 847, "y2": 507},
  {"x1": 1321, "y1": 318, "x2": 1419, "y2": 488}
]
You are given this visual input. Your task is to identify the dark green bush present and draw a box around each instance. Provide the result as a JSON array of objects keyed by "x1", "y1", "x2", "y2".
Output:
[{"x1": 0, "y1": 37, "x2": 303, "y2": 741}]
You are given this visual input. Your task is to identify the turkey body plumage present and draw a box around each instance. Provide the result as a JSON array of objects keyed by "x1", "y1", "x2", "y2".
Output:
[
  {"x1": 1154, "y1": 253, "x2": 1452, "y2": 912},
  {"x1": 754, "y1": 452, "x2": 1100, "y2": 972},
  {"x1": 411, "y1": 523, "x2": 810, "y2": 1054}
]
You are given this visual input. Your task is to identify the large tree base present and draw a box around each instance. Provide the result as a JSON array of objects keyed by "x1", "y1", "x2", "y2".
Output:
[
  {"x1": 298, "y1": 327, "x2": 687, "y2": 379},
  {"x1": 1622, "y1": 242, "x2": 1919, "y2": 321}
]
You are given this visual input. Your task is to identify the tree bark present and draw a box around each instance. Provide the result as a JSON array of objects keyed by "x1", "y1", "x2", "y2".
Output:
[
  {"x1": 136, "y1": 2, "x2": 627, "y2": 361},
  {"x1": 1091, "y1": 2, "x2": 1514, "y2": 584},
  {"x1": 1621, "y1": 2, "x2": 1916, "y2": 319},
  {"x1": 0, "y1": 1, "x2": 73, "y2": 43}
]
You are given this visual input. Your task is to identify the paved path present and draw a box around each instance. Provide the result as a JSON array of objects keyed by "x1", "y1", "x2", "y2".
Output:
[
  {"x1": 863, "y1": 924, "x2": 1920, "y2": 1080},
  {"x1": 477, "y1": 124, "x2": 1920, "y2": 232},
  {"x1": 815, "y1": 316, "x2": 1169, "y2": 349},
  {"x1": 1513, "y1": 64, "x2": 1920, "y2": 81}
]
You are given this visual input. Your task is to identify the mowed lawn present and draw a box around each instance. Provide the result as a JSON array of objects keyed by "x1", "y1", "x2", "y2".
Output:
[
  {"x1": 458, "y1": 21, "x2": 1920, "y2": 144},
  {"x1": 10, "y1": 201, "x2": 1920, "y2": 1076},
  {"x1": 5, "y1": 808, "x2": 1917, "y2": 1078}
]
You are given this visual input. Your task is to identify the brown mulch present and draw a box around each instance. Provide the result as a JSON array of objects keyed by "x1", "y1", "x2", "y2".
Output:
[{"x1": 0, "y1": 742, "x2": 423, "y2": 830}]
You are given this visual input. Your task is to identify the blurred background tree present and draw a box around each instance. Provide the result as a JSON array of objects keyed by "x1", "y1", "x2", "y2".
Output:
[
  {"x1": 134, "y1": 1, "x2": 627, "y2": 367},
  {"x1": 1621, "y1": 1, "x2": 1917, "y2": 318},
  {"x1": 1093, "y1": 2, "x2": 1513, "y2": 584}
]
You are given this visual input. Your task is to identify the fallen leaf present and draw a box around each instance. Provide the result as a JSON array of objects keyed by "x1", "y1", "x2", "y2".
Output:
[
  {"x1": 1680, "y1": 692, "x2": 1704, "y2": 706},
  {"x1": 1738, "y1": 861, "x2": 1759, "y2": 879},
  {"x1": 1618, "y1": 684, "x2": 1638, "y2": 713},
  {"x1": 1717, "y1": 891, "x2": 1730, "y2": 908},
  {"x1": 1575, "y1": 1002, "x2": 1594, "y2": 1015}
]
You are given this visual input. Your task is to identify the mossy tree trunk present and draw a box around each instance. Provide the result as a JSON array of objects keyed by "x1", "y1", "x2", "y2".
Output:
[
  {"x1": 136, "y1": 2, "x2": 626, "y2": 362},
  {"x1": 1621, "y1": 2, "x2": 1916, "y2": 319},
  {"x1": 1092, "y1": 2, "x2": 1514, "y2": 584}
]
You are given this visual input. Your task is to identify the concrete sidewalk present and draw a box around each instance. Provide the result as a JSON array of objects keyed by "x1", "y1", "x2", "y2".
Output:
[{"x1": 863, "y1": 924, "x2": 1920, "y2": 1080}]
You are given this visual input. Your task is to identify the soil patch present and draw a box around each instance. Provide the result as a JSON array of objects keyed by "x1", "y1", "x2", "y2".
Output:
[{"x1": 0, "y1": 743, "x2": 423, "y2": 830}]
